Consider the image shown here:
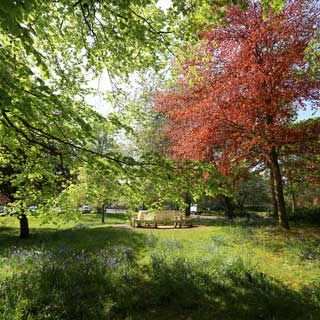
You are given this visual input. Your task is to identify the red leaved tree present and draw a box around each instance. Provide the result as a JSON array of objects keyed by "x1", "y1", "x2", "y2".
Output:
[{"x1": 155, "y1": 0, "x2": 320, "y2": 229}]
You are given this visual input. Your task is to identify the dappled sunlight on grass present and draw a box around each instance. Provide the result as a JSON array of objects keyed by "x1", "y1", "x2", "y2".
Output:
[{"x1": 1, "y1": 213, "x2": 320, "y2": 319}]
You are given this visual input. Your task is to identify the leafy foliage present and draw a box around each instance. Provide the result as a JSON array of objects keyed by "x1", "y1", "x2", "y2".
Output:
[
  {"x1": 156, "y1": 0, "x2": 320, "y2": 169},
  {"x1": 0, "y1": 0, "x2": 243, "y2": 227},
  {"x1": 155, "y1": 0, "x2": 320, "y2": 228}
]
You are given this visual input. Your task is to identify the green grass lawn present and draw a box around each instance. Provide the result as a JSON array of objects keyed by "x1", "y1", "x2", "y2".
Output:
[{"x1": 1, "y1": 213, "x2": 320, "y2": 319}]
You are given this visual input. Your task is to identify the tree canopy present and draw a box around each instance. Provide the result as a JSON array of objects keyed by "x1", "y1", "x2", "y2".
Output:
[
  {"x1": 1, "y1": 0, "x2": 246, "y2": 236},
  {"x1": 1, "y1": 0, "x2": 319, "y2": 236},
  {"x1": 155, "y1": 0, "x2": 320, "y2": 228}
]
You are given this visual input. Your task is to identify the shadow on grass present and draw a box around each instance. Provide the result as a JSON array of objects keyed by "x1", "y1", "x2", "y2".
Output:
[
  {"x1": 0, "y1": 224, "x2": 148, "y2": 255},
  {"x1": 1, "y1": 218, "x2": 320, "y2": 319},
  {"x1": 1, "y1": 247, "x2": 319, "y2": 320},
  {"x1": 144, "y1": 254, "x2": 320, "y2": 320}
]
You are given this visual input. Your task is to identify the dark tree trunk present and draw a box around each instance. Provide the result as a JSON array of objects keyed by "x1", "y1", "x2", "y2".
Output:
[
  {"x1": 101, "y1": 204, "x2": 106, "y2": 224},
  {"x1": 270, "y1": 147, "x2": 289, "y2": 229},
  {"x1": 184, "y1": 193, "x2": 191, "y2": 217},
  {"x1": 223, "y1": 195, "x2": 234, "y2": 219},
  {"x1": 269, "y1": 166, "x2": 279, "y2": 219},
  {"x1": 185, "y1": 205, "x2": 191, "y2": 217},
  {"x1": 19, "y1": 213, "x2": 29, "y2": 239}
]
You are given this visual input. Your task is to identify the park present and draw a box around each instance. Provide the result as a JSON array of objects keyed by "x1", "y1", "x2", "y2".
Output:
[{"x1": 0, "y1": 0, "x2": 320, "y2": 319}]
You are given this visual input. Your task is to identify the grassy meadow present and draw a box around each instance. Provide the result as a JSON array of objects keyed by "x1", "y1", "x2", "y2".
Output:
[{"x1": 1, "y1": 213, "x2": 320, "y2": 319}]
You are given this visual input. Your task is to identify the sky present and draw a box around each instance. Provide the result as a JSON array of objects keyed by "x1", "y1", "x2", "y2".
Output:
[
  {"x1": 87, "y1": 71, "x2": 112, "y2": 116},
  {"x1": 297, "y1": 108, "x2": 320, "y2": 121},
  {"x1": 157, "y1": 0, "x2": 171, "y2": 11}
]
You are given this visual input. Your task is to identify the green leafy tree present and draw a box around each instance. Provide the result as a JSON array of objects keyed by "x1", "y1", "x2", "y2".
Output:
[{"x1": 0, "y1": 0, "x2": 248, "y2": 237}]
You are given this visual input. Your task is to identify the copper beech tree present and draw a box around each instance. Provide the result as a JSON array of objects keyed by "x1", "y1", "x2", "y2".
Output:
[{"x1": 155, "y1": 0, "x2": 320, "y2": 229}]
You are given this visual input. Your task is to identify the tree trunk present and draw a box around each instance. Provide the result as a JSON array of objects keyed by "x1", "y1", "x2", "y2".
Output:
[
  {"x1": 287, "y1": 179, "x2": 297, "y2": 213},
  {"x1": 223, "y1": 195, "x2": 234, "y2": 219},
  {"x1": 19, "y1": 213, "x2": 29, "y2": 239},
  {"x1": 291, "y1": 190, "x2": 296, "y2": 213},
  {"x1": 269, "y1": 166, "x2": 279, "y2": 219},
  {"x1": 270, "y1": 147, "x2": 289, "y2": 229},
  {"x1": 101, "y1": 204, "x2": 106, "y2": 224},
  {"x1": 184, "y1": 193, "x2": 191, "y2": 217}
]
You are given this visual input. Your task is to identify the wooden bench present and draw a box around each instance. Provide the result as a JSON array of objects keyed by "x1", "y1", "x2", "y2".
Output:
[
  {"x1": 154, "y1": 210, "x2": 194, "y2": 228},
  {"x1": 175, "y1": 212, "x2": 194, "y2": 228},
  {"x1": 131, "y1": 211, "x2": 156, "y2": 228},
  {"x1": 154, "y1": 210, "x2": 180, "y2": 228},
  {"x1": 132, "y1": 210, "x2": 194, "y2": 228}
]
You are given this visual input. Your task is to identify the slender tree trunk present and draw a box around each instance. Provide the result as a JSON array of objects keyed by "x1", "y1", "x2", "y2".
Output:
[
  {"x1": 291, "y1": 190, "x2": 296, "y2": 213},
  {"x1": 270, "y1": 147, "x2": 289, "y2": 229},
  {"x1": 287, "y1": 180, "x2": 297, "y2": 213},
  {"x1": 223, "y1": 195, "x2": 234, "y2": 219},
  {"x1": 101, "y1": 204, "x2": 106, "y2": 224},
  {"x1": 184, "y1": 193, "x2": 191, "y2": 217},
  {"x1": 269, "y1": 166, "x2": 279, "y2": 219},
  {"x1": 19, "y1": 213, "x2": 29, "y2": 239}
]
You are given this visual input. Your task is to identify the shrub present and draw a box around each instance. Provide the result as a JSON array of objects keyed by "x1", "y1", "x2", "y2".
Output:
[{"x1": 289, "y1": 207, "x2": 320, "y2": 224}]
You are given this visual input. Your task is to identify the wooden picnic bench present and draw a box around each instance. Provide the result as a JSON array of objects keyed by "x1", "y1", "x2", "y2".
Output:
[
  {"x1": 132, "y1": 210, "x2": 193, "y2": 228},
  {"x1": 131, "y1": 211, "x2": 156, "y2": 228},
  {"x1": 175, "y1": 212, "x2": 194, "y2": 228},
  {"x1": 154, "y1": 210, "x2": 179, "y2": 227}
]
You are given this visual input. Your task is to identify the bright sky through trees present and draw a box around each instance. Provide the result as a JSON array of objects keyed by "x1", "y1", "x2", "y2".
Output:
[
  {"x1": 87, "y1": 0, "x2": 320, "y2": 122},
  {"x1": 298, "y1": 107, "x2": 320, "y2": 120}
]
